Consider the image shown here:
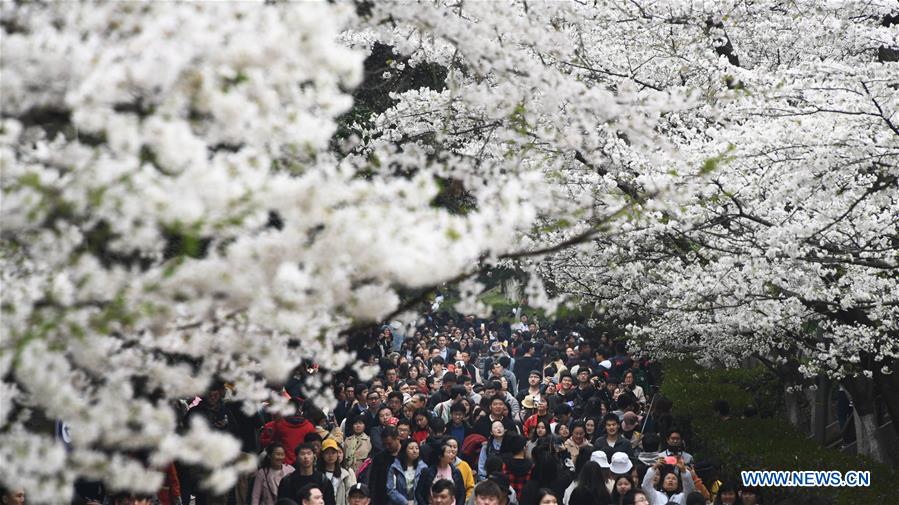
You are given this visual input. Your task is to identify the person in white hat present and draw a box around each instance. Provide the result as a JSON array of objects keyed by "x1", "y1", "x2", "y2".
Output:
[
  {"x1": 590, "y1": 449, "x2": 610, "y2": 469},
  {"x1": 609, "y1": 452, "x2": 633, "y2": 476},
  {"x1": 589, "y1": 449, "x2": 616, "y2": 494}
]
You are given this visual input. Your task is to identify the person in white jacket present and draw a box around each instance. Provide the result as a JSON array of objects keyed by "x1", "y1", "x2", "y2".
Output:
[{"x1": 641, "y1": 457, "x2": 695, "y2": 505}]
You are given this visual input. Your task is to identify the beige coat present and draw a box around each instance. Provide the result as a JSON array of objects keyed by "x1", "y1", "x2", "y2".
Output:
[
  {"x1": 342, "y1": 433, "x2": 371, "y2": 473},
  {"x1": 562, "y1": 437, "x2": 592, "y2": 464}
]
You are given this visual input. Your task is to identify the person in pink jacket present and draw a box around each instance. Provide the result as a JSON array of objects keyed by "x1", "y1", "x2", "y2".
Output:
[{"x1": 252, "y1": 443, "x2": 295, "y2": 505}]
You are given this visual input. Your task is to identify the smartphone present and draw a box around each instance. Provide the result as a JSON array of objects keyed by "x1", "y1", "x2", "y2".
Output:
[{"x1": 665, "y1": 456, "x2": 678, "y2": 465}]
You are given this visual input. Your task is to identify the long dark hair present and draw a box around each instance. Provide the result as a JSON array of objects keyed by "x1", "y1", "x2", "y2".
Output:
[
  {"x1": 576, "y1": 461, "x2": 611, "y2": 502},
  {"x1": 583, "y1": 397, "x2": 605, "y2": 419},
  {"x1": 260, "y1": 443, "x2": 289, "y2": 501},
  {"x1": 585, "y1": 416, "x2": 601, "y2": 443},
  {"x1": 529, "y1": 446, "x2": 560, "y2": 487},
  {"x1": 316, "y1": 445, "x2": 345, "y2": 478},
  {"x1": 531, "y1": 488, "x2": 558, "y2": 505},
  {"x1": 572, "y1": 448, "x2": 593, "y2": 478},
  {"x1": 610, "y1": 475, "x2": 634, "y2": 505},
  {"x1": 397, "y1": 438, "x2": 421, "y2": 469},
  {"x1": 529, "y1": 420, "x2": 551, "y2": 442},
  {"x1": 432, "y1": 439, "x2": 456, "y2": 467},
  {"x1": 413, "y1": 408, "x2": 431, "y2": 429}
]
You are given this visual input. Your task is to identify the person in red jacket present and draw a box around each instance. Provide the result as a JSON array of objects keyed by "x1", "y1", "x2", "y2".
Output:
[
  {"x1": 269, "y1": 401, "x2": 316, "y2": 466},
  {"x1": 522, "y1": 397, "x2": 554, "y2": 438},
  {"x1": 156, "y1": 462, "x2": 182, "y2": 505}
]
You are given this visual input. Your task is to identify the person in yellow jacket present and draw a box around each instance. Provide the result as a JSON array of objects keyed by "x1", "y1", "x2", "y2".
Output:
[{"x1": 446, "y1": 438, "x2": 474, "y2": 500}]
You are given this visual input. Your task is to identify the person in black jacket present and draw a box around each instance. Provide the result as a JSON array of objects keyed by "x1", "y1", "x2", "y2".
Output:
[
  {"x1": 519, "y1": 445, "x2": 571, "y2": 505},
  {"x1": 548, "y1": 373, "x2": 578, "y2": 415},
  {"x1": 369, "y1": 405, "x2": 394, "y2": 454},
  {"x1": 472, "y1": 396, "x2": 518, "y2": 438},
  {"x1": 596, "y1": 413, "x2": 633, "y2": 461},
  {"x1": 435, "y1": 334, "x2": 457, "y2": 363},
  {"x1": 333, "y1": 383, "x2": 354, "y2": 424},
  {"x1": 427, "y1": 373, "x2": 458, "y2": 410},
  {"x1": 455, "y1": 350, "x2": 481, "y2": 384},
  {"x1": 183, "y1": 382, "x2": 239, "y2": 505},
  {"x1": 512, "y1": 342, "x2": 542, "y2": 388},
  {"x1": 367, "y1": 426, "x2": 401, "y2": 505},
  {"x1": 277, "y1": 443, "x2": 336, "y2": 505},
  {"x1": 573, "y1": 366, "x2": 599, "y2": 417},
  {"x1": 415, "y1": 440, "x2": 466, "y2": 505}
]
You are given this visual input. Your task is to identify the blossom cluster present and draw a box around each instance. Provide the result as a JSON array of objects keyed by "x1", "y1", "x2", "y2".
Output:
[{"x1": 535, "y1": 2, "x2": 898, "y2": 389}]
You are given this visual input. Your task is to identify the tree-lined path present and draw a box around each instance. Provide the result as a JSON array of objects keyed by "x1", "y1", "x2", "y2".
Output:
[{"x1": 1, "y1": 1, "x2": 896, "y2": 503}]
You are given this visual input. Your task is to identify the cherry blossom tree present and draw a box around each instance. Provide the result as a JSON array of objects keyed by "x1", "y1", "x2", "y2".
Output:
[
  {"x1": 536, "y1": 1, "x2": 899, "y2": 461},
  {"x1": 2, "y1": 0, "x2": 896, "y2": 501},
  {"x1": 0, "y1": 0, "x2": 672, "y2": 500}
]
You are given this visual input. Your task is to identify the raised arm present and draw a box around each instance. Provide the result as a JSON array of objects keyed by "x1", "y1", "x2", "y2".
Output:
[
  {"x1": 642, "y1": 465, "x2": 657, "y2": 492},
  {"x1": 641, "y1": 464, "x2": 665, "y2": 505},
  {"x1": 681, "y1": 468, "x2": 695, "y2": 497}
]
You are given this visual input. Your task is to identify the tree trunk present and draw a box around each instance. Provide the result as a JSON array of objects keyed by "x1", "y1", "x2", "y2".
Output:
[
  {"x1": 874, "y1": 359, "x2": 899, "y2": 441},
  {"x1": 853, "y1": 410, "x2": 885, "y2": 462},
  {"x1": 812, "y1": 376, "x2": 830, "y2": 445},
  {"x1": 843, "y1": 376, "x2": 887, "y2": 463},
  {"x1": 784, "y1": 385, "x2": 804, "y2": 430},
  {"x1": 803, "y1": 384, "x2": 817, "y2": 435}
]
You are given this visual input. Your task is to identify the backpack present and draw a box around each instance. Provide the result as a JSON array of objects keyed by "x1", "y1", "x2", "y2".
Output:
[
  {"x1": 611, "y1": 357, "x2": 628, "y2": 380},
  {"x1": 461, "y1": 433, "x2": 487, "y2": 469},
  {"x1": 258, "y1": 420, "x2": 275, "y2": 448}
]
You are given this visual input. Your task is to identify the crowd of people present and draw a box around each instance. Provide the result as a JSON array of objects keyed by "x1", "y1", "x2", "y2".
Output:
[{"x1": 8, "y1": 312, "x2": 770, "y2": 505}]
